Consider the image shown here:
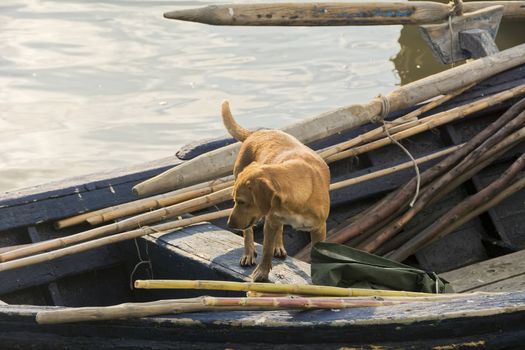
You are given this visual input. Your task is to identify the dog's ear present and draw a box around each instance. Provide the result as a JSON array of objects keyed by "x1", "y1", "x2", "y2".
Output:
[{"x1": 251, "y1": 178, "x2": 278, "y2": 215}]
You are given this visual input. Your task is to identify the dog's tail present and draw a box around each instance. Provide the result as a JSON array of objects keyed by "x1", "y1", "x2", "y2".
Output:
[{"x1": 221, "y1": 100, "x2": 252, "y2": 142}]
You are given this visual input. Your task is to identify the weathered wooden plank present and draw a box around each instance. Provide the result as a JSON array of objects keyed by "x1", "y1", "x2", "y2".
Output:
[
  {"x1": 0, "y1": 158, "x2": 180, "y2": 232},
  {"x1": 416, "y1": 224, "x2": 488, "y2": 273},
  {"x1": 143, "y1": 222, "x2": 311, "y2": 285},
  {"x1": 1, "y1": 292, "x2": 525, "y2": 348},
  {"x1": 419, "y1": 5, "x2": 503, "y2": 64},
  {"x1": 440, "y1": 249, "x2": 525, "y2": 292},
  {"x1": 27, "y1": 226, "x2": 64, "y2": 306},
  {"x1": 0, "y1": 235, "x2": 123, "y2": 295},
  {"x1": 469, "y1": 162, "x2": 525, "y2": 248},
  {"x1": 459, "y1": 29, "x2": 500, "y2": 59},
  {"x1": 0, "y1": 157, "x2": 179, "y2": 206}
]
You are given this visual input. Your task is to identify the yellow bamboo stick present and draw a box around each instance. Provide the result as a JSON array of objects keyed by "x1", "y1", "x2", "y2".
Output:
[
  {"x1": 55, "y1": 175, "x2": 234, "y2": 229},
  {"x1": 329, "y1": 144, "x2": 463, "y2": 191},
  {"x1": 134, "y1": 279, "x2": 432, "y2": 297}
]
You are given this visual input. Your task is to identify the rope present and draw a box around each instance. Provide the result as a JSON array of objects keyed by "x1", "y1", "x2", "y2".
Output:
[
  {"x1": 129, "y1": 227, "x2": 156, "y2": 290},
  {"x1": 377, "y1": 95, "x2": 421, "y2": 207},
  {"x1": 448, "y1": 14, "x2": 455, "y2": 67},
  {"x1": 447, "y1": 0, "x2": 463, "y2": 67}
]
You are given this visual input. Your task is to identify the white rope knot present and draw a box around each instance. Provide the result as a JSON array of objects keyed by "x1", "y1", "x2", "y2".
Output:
[
  {"x1": 371, "y1": 94, "x2": 391, "y2": 123},
  {"x1": 450, "y1": 0, "x2": 463, "y2": 16}
]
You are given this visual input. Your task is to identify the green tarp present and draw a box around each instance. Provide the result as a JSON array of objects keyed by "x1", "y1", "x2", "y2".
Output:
[{"x1": 311, "y1": 242, "x2": 453, "y2": 293}]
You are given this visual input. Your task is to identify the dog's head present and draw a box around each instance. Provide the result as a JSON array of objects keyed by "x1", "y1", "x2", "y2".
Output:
[{"x1": 228, "y1": 164, "x2": 279, "y2": 230}]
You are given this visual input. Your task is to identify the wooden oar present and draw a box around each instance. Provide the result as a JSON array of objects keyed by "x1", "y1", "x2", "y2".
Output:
[
  {"x1": 132, "y1": 43, "x2": 525, "y2": 197},
  {"x1": 164, "y1": 2, "x2": 525, "y2": 26}
]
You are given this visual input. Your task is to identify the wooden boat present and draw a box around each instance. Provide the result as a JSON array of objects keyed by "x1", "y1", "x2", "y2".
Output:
[{"x1": 1, "y1": 65, "x2": 525, "y2": 349}]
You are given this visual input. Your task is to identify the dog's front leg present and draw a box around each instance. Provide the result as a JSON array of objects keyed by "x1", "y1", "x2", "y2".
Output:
[
  {"x1": 251, "y1": 217, "x2": 280, "y2": 282},
  {"x1": 273, "y1": 226, "x2": 287, "y2": 258},
  {"x1": 240, "y1": 227, "x2": 257, "y2": 266}
]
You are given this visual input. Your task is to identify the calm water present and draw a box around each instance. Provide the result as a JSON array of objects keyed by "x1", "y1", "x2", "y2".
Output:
[{"x1": 1, "y1": 0, "x2": 524, "y2": 192}]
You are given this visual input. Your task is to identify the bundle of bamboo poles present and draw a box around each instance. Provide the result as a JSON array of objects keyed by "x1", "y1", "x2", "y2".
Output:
[
  {"x1": 295, "y1": 96, "x2": 525, "y2": 261},
  {"x1": 1, "y1": 58, "x2": 525, "y2": 273},
  {"x1": 35, "y1": 279, "x2": 494, "y2": 324}
]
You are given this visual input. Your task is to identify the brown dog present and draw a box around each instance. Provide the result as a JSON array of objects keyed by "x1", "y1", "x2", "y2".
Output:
[{"x1": 222, "y1": 100, "x2": 330, "y2": 281}]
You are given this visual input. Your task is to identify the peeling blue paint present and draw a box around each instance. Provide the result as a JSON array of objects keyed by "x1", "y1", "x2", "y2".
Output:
[
  {"x1": 333, "y1": 10, "x2": 413, "y2": 18},
  {"x1": 312, "y1": 8, "x2": 414, "y2": 19}
]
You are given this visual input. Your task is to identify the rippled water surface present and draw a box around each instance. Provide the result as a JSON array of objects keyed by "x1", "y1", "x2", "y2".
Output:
[{"x1": 1, "y1": 0, "x2": 523, "y2": 191}]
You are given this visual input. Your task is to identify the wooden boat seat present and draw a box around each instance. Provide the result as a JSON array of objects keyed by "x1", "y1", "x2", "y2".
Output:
[
  {"x1": 440, "y1": 249, "x2": 525, "y2": 292},
  {"x1": 141, "y1": 221, "x2": 311, "y2": 285}
]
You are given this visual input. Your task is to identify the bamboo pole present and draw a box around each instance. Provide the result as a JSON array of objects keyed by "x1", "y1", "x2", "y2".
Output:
[
  {"x1": 56, "y1": 175, "x2": 234, "y2": 229},
  {"x1": 0, "y1": 244, "x2": 32, "y2": 254},
  {"x1": 37, "y1": 293, "x2": 485, "y2": 324},
  {"x1": 329, "y1": 144, "x2": 463, "y2": 192},
  {"x1": 0, "y1": 210, "x2": 232, "y2": 273},
  {"x1": 0, "y1": 188, "x2": 232, "y2": 263},
  {"x1": 132, "y1": 44, "x2": 525, "y2": 196},
  {"x1": 55, "y1": 207, "x2": 115, "y2": 230},
  {"x1": 36, "y1": 298, "x2": 205, "y2": 324},
  {"x1": 389, "y1": 153, "x2": 525, "y2": 262},
  {"x1": 134, "y1": 279, "x2": 433, "y2": 297},
  {"x1": 164, "y1": 2, "x2": 525, "y2": 26}
]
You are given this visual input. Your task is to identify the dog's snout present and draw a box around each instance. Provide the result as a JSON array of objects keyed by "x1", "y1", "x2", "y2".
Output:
[{"x1": 227, "y1": 216, "x2": 237, "y2": 229}]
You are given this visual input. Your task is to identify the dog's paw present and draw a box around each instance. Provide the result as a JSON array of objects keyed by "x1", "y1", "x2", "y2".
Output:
[
  {"x1": 273, "y1": 245, "x2": 287, "y2": 259},
  {"x1": 251, "y1": 264, "x2": 270, "y2": 282},
  {"x1": 240, "y1": 251, "x2": 257, "y2": 266}
]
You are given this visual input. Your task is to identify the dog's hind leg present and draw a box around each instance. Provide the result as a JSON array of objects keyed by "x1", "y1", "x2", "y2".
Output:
[
  {"x1": 240, "y1": 227, "x2": 257, "y2": 266},
  {"x1": 309, "y1": 223, "x2": 327, "y2": 247},
  {"x1": 251, "y1": 217, "x2": 280, "y2": 282},
  {"x1": 273, "y1": 225, "x2": 287, "y2": 259}
]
